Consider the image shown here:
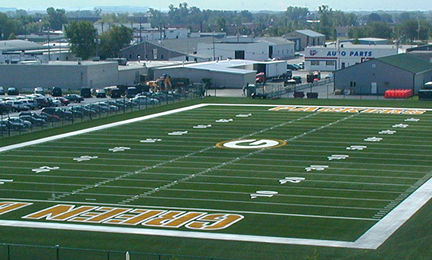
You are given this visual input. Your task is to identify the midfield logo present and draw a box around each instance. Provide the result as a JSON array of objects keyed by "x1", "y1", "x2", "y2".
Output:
[{"x1": 216, "y1": 139, "x2": 287, "y2": 149}]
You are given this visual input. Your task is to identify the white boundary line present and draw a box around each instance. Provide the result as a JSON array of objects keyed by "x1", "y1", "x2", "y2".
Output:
[{"x1": 1, "y1": 103, "x2": 432, "y2": 249}]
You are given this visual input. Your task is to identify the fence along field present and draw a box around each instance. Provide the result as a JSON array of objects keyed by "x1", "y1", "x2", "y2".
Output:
[{"x1": 1, "y1": 103, "x2": 432, "y2": 251}]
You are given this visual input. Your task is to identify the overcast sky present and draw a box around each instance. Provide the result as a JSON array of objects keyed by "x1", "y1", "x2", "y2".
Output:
[{"x1": 1, "y1": 0, "x2": 431, "y2": 12}]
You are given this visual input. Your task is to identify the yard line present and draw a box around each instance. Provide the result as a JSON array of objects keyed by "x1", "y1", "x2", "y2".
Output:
[{"x1": 120, "y1": 112, "x2": 362, "y2": 204}]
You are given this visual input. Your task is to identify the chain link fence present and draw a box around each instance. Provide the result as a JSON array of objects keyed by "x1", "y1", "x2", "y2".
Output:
[
  {"x1": 0, "y1": 85, "x2": 203, "y2": 138},
  {"x1": 0, "y1": 243, "x2": 239, "y2": 260}
]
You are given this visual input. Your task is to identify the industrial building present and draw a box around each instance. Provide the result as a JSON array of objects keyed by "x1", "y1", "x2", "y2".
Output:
[
  {"x1": 333, "y1": 53, "x2": 432, "y2": 95},
  {"x1": 0, "y1": 60, "x2": 147, "y2": 91},
  {"x1": 152, "y1": 59, "x2": 287, "y2": 89},
  {"x1": 304, "y1": 42, "x2": 399, "y2": 71}
]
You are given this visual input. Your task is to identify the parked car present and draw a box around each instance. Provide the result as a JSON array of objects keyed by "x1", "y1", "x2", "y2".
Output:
[
  {"x1": 55, "y1": 97, "x2": 70, "y2": 106},
  {"x1": 51, "y1": 87, "x2": 63, "y2": 97},
  {"x1": 7, "y1": 87, "x2": 19, "y2": 95},
  {"x1": 80, "y1": 87, "x2": 92, "y2": 98},
  {"x1": 287, "y1": 63, "x2": 300, "y2": 70},
  {"x1": 34, "y1": 87, "x2": 44, "y2": 95},
  {"x1": 5, "y1": 100, "x2": 30, "y2": 112},
  {"x1": 41, "y1": 107, "x2": 73, "y2": 120},
  {"x1": 130, "y1": 96, "x2": 160, "y2": 105},
  {"x1": 95, "y1": 89, "x2": 106, "y2": 98},
  {"x1": 19, "y1": 115, "x2": 46, "y2": 126},
  {"x1": 8, "y1": 117, "x2": 32, "y2": 128},
  {"x1": 0, "y1": 119, "x2": 24, "y2": 131},
  {"x1": 0, "y1": 86, "x2": 4, "y2": 95},
  {"x1": 64, "y1": 94, "x2": 84, "y2": 103}
]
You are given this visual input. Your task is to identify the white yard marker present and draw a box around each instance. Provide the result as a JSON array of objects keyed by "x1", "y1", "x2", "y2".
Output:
[
  {"x1": 364, "y1": 137, "x2": 383, "y2": 142},
  {"x1": 327, "y1": 155, "x2": 349, "y2": 161},
  {"x1": 73, "y1": 156, "x2": 98, "y2": 162},
  {"x1": 305, "y1": 165, "x2": 329, "y2": 172},
  {"x1": 346, "y1": 145, "x2": 367, "y2": 150},
  {"x1": 193, "y1": 124, "x2": 212, "y2": 129},
  {"x1": 140, "y1": 138, "x2": 162, "y2": 143},
  {"x1": 32, "y1": 166, "x2": 60, "y2": 173},
  {"x1": 279, "y1": 177, "x2": 305, "y2": 184},
  {"x1": 379, "y1": 130, "x2": 396, "y2": 135},
  {"x1": 250, "y1": 191, "x2": 278, "y2": 199},
  {"x1": 392, "y1": 124, "x2": 409, "y2": 128},
  {"x1": 215, "y1": 119, "x2": 233, "y2": 123},
  {"x1": 405, "y1": 118, "x2": 419, "y2": 122},
  {"x1": 236, "y1": 113, "x2": 252, "y2": 117},
  {"x1": 108, "y1": 147, "x2": 131, "y2": 152},
  {"x1": 168, "y1": 131, "x2": 188, "y2": 136},
  {"x1": 0, "y1": 179, "x2": 13, "y2": 185}
]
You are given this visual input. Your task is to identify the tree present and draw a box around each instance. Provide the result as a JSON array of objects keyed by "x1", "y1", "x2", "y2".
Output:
[
  {"x1": 98, "y1": 25, "x2": 133, "y2": 59},
  {"x1": 65, "y1": 21, "x2": 97, "y2": 60},
  {"x1": 366, "y1": 21, "x2": 393, "y2": 39},
  {"x1": 398, "y1": 19, "x2": 430, "y2": 42},
  {"x1": 0, "y1": 13, "x2": 18, "y2": 40},
  {"x1": 46, "y1": 7, "x2": 68, "y2": 30}
]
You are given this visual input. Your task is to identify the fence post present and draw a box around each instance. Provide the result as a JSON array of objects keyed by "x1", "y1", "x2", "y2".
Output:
[
  {"x1": 56, "y1": 245, "x2": 60, "y2": 260},
  {"x1": 125, "y1": 251, "x2": 130, "y2": 260},
  {"x1": 7, "y1": 244, "x2": 10, "y2": 260}
]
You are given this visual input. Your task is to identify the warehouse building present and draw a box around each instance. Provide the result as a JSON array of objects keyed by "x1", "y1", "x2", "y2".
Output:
[
  {"x1": 333, "y1": 53, "x2": 432, "y2": 95},
  {"x1": 0, "y1": 60, "x2": 147, "y2": 91}
]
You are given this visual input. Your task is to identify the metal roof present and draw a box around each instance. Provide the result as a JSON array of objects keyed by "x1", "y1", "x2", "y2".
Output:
[
  {"x1": 295, "y1": 30, "x2": 325, "y2": 37},
  {"x1": 377, "y1": 53, "x2": 432, "y2": 74},
  {"x1": 0, "y1": 40, "x2": 46, "y2": 51},
  {"x1": 153, "y1": 59, "x2": 257, "y2": 75}
]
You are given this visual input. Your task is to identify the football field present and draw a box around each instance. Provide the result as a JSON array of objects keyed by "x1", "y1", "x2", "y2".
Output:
[{"x1": 1, "y1": 103, "x2": 432, "y2": 257}]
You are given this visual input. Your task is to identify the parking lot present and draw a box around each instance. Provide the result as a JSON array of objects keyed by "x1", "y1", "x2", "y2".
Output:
[{"x1": 0, "y1": 88, "x2": 201, "y2": 137}]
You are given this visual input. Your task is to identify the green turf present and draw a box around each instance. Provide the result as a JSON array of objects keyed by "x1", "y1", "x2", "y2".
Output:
[{"x1": 1, "y1": 98, "x2": 432, "y2": 259}]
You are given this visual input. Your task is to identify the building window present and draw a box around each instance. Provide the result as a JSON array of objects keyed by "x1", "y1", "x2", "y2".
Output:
[
  {"x1": 350, "y1": 81, "x2": 357, "y2": 88},
  {"x1": 311, "y1": 61, "x2": 320, "y2": 66},
  {"x1": 326, "y1": 61, "x2": 335, "y2": 66}
]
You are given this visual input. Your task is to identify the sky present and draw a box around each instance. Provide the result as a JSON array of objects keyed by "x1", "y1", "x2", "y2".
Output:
[{"x1": 1, "y1": 0, "x2": 431, "y2": 12}]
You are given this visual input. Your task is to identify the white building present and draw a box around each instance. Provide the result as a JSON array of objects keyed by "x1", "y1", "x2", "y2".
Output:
[
  {"x1": 197, "y1": 36, "x2": 295, "y2": 61},
  {"x1": 304, "y1": 42, "x2": 399, "y2": 71}
]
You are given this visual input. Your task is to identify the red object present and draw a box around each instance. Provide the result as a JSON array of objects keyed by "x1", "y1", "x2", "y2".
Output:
[{"x1": 384, "y1": 89, "x2": 413, "y2": 99}]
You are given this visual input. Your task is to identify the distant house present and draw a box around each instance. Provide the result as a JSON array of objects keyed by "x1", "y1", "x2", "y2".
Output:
[
  {"x1": 334, "y1": 53, "x2": 432, "y2": 95},
  {"x1": 284, "y1": 30, "x2": 326, "y2": 51}
]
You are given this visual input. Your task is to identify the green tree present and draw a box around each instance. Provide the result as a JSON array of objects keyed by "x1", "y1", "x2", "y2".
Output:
[
  {"x1": 366, "y1": 21, "x2": 393, "y2": 39},
  {"x1": 65, "y1": 21, "x2": 97, "y2": 60},
  {"x1": 98, "y1": 25, "x2": 133, "y2": 59},
  {"x1": 46, "y1": 7, "x2": 68, "y2": 30},
  {"x1": 0, "y1": 13, "x2": 18, "y2": 40},
  {"x1": 398, "y1": 19, "x2": 430, "y2": 42}
]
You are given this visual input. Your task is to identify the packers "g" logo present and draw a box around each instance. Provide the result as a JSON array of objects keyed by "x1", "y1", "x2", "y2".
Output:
[{"x1": 216, "y1": 139, "x2": 286, "y2": 149}]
